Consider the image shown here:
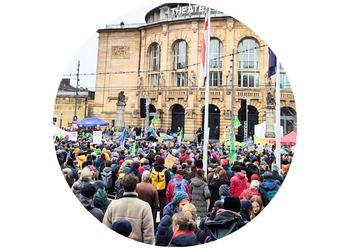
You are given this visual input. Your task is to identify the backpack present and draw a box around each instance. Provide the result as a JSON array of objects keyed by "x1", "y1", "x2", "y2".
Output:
[
  {"x1": 151, "y1": 167, "x2": 167, "y2": 190},
  {"x1": 266, "y1": 190, "x2": 278, "y2": 203},
  {"x1": 170, "y1": 178, "x2": 187, "y2": 194},
  {"x1": 93, "y1": 189, "x2": 109, "y2": 214},
  {"x1": 101, "y1": 168, "x2": 113, "y2": 189}
]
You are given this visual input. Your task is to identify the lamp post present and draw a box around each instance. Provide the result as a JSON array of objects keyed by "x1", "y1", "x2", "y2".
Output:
[{"x1": 60, "y1": 110, "x2": 63, "y2": 128}]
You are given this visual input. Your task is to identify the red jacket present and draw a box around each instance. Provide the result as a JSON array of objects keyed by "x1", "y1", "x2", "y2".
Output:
[
  {"x1": 166, "y1": 174, "x2": 191, "y2": 203},
  {"x1": 239, "y1": 187, "x2": 262, "y2": 200},
  {"x1": 230, "y1": 172, "x2": 248, "y2": 197}
]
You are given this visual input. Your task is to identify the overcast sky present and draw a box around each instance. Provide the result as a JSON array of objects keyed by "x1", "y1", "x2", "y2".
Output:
[{"x1": 63, "y1": 3, "x2": 158, "y2": 91}]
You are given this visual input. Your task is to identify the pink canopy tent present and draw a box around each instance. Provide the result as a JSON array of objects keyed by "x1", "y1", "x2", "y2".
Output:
[{"x1": 269, "y1": 131, "x2": 297, "y2": 146}]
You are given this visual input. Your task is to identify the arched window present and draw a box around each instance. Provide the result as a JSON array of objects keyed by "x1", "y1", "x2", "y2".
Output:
[
  {"x1": 237, "y1": 39, "x2": 260, "y2": 88},
  {"x1": 209, "y1": 38, "x2": 223, "y2": 87},
  {"x1": 148, "y1": 43, "x2": 160, "y2": 89},
  {"x1": 172, "y1": 40, "x2": 188, "y2": 87}
]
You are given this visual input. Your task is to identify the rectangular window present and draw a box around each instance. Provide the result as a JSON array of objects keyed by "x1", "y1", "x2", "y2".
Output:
[
  {"x1": 238, "y1": 72, "x2": 241, "y2": 87},
  {"x1": 150, "y1": 74, "x2": 158, "y2": 88},
  {"x1": 209, "y1": 71, "x2": 223, "y2": 86},
  {"x1": 173, "y1": 72, "x2": 188, "y2": 87},
  {"x1": 280, "y1": 73, "x2": 290, "y2": 89},
  {"x1": 238, "y1": 72, "x2": 258, "y2": 88}
]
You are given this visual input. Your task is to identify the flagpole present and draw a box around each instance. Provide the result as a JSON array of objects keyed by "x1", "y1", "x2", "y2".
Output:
[
  {"x1": 276, "y1": 59, "x2": 281, "y2": 169},
  {"x1": 203, "y1": 7, "x2": 210, "y2": 177}
]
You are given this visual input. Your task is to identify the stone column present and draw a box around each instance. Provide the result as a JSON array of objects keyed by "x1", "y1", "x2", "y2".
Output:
[
  {"x1": 115, "y1": 91, "x2": 127, "y2": 135},
  {"x1": 265, "y1": 104, "x2": 276, "y2": 139}
]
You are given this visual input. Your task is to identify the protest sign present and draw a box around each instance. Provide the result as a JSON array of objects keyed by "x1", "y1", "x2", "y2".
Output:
[
  {"x1": 93, "y1": 131, "x2": 102, "y2": 144},
  {"x1": 164, "y1": 153, "x2": 176, "y2": 169}
]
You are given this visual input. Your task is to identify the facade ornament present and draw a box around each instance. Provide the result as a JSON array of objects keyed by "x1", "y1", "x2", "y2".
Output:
[
  {"x1": 162, "y1": 24, "x2": 168, "y2": 36},
  {"x1": 185, "y1": 109, "x2": 196, "y2": 119},
  {"x1": 117, "y1": 91, "x2": 126, "y2": 105},
  {"x1": 191, "y1": 21, "x2": 198, "y2": 33},
  {"x1": 137, "y1": 75, "x2": 143, "y2": 90},
  {"x1": 223, "y1": 110, "x2": 231, "y2": 120},
  {"x1": 266, "y1": 91, "x2": 275, "y2": 105}
]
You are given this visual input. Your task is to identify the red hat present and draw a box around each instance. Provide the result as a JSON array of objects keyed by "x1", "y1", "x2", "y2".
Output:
[
  {"x1": 220, "y1": 159, "x2": 228, "y2": 165},
  {"x1": 119, "y1": 160, "x2": 124, "y2": 165},
  {"x1": 157, "y1": 156, "x2": 165, "y2": 164}
]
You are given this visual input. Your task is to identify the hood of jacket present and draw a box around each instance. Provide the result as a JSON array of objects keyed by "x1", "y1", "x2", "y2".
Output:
[
  {"x1": 246, "y1": 187, "x2": 260, "y2": 198},
  {"x1": 169, "y1": 232, "x2": 199, "y2": 246},
  {"x1": 190, "y1": 177, "x2": 205, "y2": 187},
  {"x1": 78, "y1": 194, "x2": 94, "y2": 210},
  {"x1": 262, "y1": 178, "x2": 277, "y2": 190},
  {"x1": 143, "y1": 164, "x2": 151, "y2": 171},
  {"x1": 153, "y1": 163, "x2": 165, "y2": 171},
  {"x1": 236, "y1": 172, "x2": 246, "y2": 180},
  {"x1": 163, "y1": 202, "x2": 179, "y2": 217},
  {"x1": 128, "y1": 167, "x2": 140, "y2": 176}
]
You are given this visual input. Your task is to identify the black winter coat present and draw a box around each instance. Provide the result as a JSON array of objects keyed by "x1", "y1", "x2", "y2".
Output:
[
  {"x1": 167, "y1": 232, "x2": 201, "y2": 247},
  {"x1": 165, "y1": 223, "x2": 206, "y2": 245},
  {"x1": 155, "y1": 202, "x2": 178, "y2": 246}
]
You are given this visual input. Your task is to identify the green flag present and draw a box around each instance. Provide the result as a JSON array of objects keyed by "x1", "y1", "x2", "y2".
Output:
[
  {"x1": 82, "y1": 132, "x2": 85, "y2": 139},
  {"x1": 234, "y1": 116, "x2": 242, "y2": 128},
  {"x1": 152, "y1": 114, "x2": 160, "y2": 123},
  {"x1": 229, "y1": 129, "x2": 236, "y2": 163},
  {"x1": 179, "y1": 128, "x2": 183, "y2": 140},
  {"x1": 131, "y1": 141, "x2": 136, "y2": 155}
]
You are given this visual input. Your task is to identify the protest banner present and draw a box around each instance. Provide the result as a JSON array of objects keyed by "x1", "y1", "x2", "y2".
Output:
[
  {"x1": 93, "y1": 131, "x2": 102, "y2": 144},
  {"x1": 70, "y1": 132, "x2": 77, "y2": 141},
  {"x1": 164, "y1": 153, "x2": 176, "y2": 169}
]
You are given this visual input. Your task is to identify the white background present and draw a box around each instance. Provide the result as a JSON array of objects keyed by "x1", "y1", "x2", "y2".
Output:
[{"x1": 1, "y1": 0, "x2": 349, "y2": 249}]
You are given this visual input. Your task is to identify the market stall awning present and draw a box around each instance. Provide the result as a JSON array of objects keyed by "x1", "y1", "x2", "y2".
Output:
[
  {"x1": 269, "y1": 131, "x2": 297, "y2": 146},
  {"x1": 77, "y1": 117, "x2": 109, "y2": 127}
]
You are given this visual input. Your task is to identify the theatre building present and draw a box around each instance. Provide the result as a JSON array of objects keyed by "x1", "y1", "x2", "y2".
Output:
[{"x1": 89, "y1": 3, "x2": 297, "y2": 141}]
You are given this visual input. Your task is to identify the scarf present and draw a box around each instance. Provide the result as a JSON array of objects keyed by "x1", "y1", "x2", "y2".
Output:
[{"x1": 168, "y1": 231, "x2": 196, "y2": 245}]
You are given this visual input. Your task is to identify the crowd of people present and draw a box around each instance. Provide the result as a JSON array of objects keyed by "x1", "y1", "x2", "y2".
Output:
[{"x1": 56, "y1": 131, "x2": 293, "y2": 246}]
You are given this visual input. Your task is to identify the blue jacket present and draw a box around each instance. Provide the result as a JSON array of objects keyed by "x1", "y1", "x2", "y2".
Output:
[
  {"x1": 167, "y1": 232, "x2": 201, "y2": 247},
  {"x1": 126, "y1": 167, "x2": 142, "y2": 183},
  {"x1": 259, "y1": 179, "x2": 280, "y2": 207},
  {"x1": 155, "y1": 202, "x2": 178, "y2": 246}
]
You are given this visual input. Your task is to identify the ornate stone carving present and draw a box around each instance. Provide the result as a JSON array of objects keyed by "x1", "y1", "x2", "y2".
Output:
[
  {"x1": 191, "y1": 21, "x2": 198, "y2": 33},
  {"x1": 266, "y1": 91, "x2": 274, "y2": 105},
  {"x1": 117, "y1": 91, "x2": 126, "y2": 106},
  {"x1": 227, "y1": 19, "x2": 234, "y2": 32},
  {"x1": 137, "y1": 75, "x2": 143, "y2": 90},
  {"x1": 162, "y1": 24, "x2": 168, "y2": 36},
  {"x1": 223, "y1": 110, "x2": 231, "y2": 120},
  {"x1": 185, "y1": 109, "x2": 196, "y2": 119},
  {"x1": 132, "y1": 109, "x2": 140, "y2": 118}
]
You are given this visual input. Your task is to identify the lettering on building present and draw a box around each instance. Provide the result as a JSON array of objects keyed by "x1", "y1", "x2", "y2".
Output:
[{"x1": 112, "y1": 46, "x2": 130, "y2": 59}]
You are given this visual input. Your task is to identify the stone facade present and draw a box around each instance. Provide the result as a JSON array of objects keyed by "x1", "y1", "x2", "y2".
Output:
[{"x1": 89, "y1": 3, "x2": 297, "y2": 141}]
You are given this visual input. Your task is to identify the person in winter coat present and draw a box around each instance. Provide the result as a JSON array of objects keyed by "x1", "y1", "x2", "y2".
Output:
[
  {"x1": 166, "y1": 169, "x2": 191, "y2": 204},
  {"x1": 203, "y1": 195, "x2": 246, "y2": 241},
  {"x1": 258, "y1": 160, "x2": 269, "y2": 180},
  {"x1": 259, "y1": 171, "x2": 280, "y2": 207},
  {"x1": 142, "y1": 159, "x2": 151, "y2": 172},
  {"x1": 126, "y1": 161, "x2": 142, "y2": 183},
  {"x1": 62, "y1": 158, "x2": 78, "y2": 180},
  {"x1": 246, "y1": 174, "x2": 262, "y2": 189},
  {"x1": 189, "y1": 169, "x2": 211, "y2": 218},
  {"x1": 71, "y1": 167, "x2": 94, "y2": 196},
  {"x1": 221, "y1": 159, "x2": 233, "y2": 180},
  {"x1": 78, "y1": 183, "x2": 104, "y2": 222},
  {"x1": 100, "y1": 160, "x2": 116, "y2": 195},
  {"x1": 230, "y1": 169, "x2": 248, "y2": 197},
  {"x1": 271, "y1": 164, "x2": 284, "y2": 184},
  {"x1": 239, "y1": 180, "x2": 262, "y2": 200},
  {"x1": 167, "y1": 211, "x2": 201, "y2": 247},
  {"x1": 93, "y1": 180, "x2": 111, "y2": 214},
  {"x1": 152, "y1": 156, "x2": 171, "y2": 220},
  {"x1": 103, "y1": 173, "x2": 154, "y2": 245},
  {"x1": 102, "y1": 148, "x2": 110, "y2": 161},
  {"x1": 208, "y1": 170, "x2": 230, "y2": 211},
  {"x1": 155, "y1": 191, "x2": 190, "y2": 246},
  {"x1": 136, "y1": 170, "x2": 159, "y2": 227}
]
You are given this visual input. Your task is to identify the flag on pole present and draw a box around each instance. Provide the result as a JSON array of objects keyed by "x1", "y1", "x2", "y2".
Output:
[
  {"x1": 198, "y1": 8, "x2": 210, "y2": 88},
  {"x1": 119, "y1": 124, "x2": 127, "y2": 150},
  {"x1": 268, "y1": 48, "x2": 277, "y2": 78},
  {"x1": 82, "y1": 131, "x2": 85, "y2": 139},
  {"x1": 229, "y1": 129, "x2": 236, "y2": 163},
  {"x1": 234, "y1": 116, "x2": 242, "y2": 128},
  {"x1": 152, "y1": 114, "x2": 160, "y2": 123},
  {"x1": 131, "y1": 140, "x2": 136, "y2": 155},
  {"x1": 219, "y1": 131, "x2": 226, "y2": 144},
  {"x1": 148, "y1": 122, "x2": 154, "y2": 133},
  {"x1": 105, "y1": 126, "x2": 110, "y2": 140},
  {"x1": 179, "y1": 128, "x2": 183, "y2": 140}
]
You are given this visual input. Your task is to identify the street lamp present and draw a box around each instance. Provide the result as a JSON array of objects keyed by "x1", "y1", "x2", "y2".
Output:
[{"x1": 60, "y1": 110, "x2": 63, "y2": 128}]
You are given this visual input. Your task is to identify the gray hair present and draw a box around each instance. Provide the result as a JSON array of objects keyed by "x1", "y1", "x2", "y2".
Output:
[
  {"x1": 144, "y1": 159, "x2": 149, "y2": 165},
  {"x1": 142, "y1": 170, "x2": 151, "y2": 182}
]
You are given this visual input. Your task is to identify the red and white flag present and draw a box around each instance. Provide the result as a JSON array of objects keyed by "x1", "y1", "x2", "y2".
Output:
[{"x1": 198, "y1": 8, "x2": 210, "y2": 88}]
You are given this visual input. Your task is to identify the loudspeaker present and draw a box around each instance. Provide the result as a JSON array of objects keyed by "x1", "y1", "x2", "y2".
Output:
[
  {"x1": 140, "y1": 98, "x2": 146, "y2": 118},
  {"x1": 241, "y1": 98, "x2": 247, "y2": 121}
]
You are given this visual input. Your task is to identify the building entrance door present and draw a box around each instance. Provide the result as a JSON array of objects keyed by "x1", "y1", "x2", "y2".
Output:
[
  {"x1": 171, "y1": 104, "x2": 185, "y2": 134},
  {"x1": 202, "y1": 104, "x2": 220, "y2": 140}
]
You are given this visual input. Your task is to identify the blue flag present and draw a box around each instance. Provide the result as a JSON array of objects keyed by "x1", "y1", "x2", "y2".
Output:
[
  {"x1": 119, "y1": 124, "x2": 127, "y2": 150},
  {"x1": 268, "y1": 47, "x2": 276, "y2": 78}
]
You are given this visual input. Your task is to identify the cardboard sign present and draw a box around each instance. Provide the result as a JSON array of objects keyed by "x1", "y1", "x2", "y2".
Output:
[
  {"x1": 166, "y1": 141, "x2": 174, "y2": 147},
  {"x1": 164, "y1": 153, "x2": 177, "y2": 169}
]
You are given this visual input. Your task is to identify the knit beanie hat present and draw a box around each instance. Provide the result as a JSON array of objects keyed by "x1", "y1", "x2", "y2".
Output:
[
  {"x1": 250, "y1": 180, "x2": 260, "y2": 189},
  {"x1": 112, "y1": 219, "x2": 133, "y2": 237},
  {"x1": 263, "y1": 171, "x2": 273, "y2": 179},
  {"x1": 240, "y1": 199, "x2": 257, "y2": 211},
  {"x1": 81, "y1": 184, "x2": 97, "y2": 199},
  {"x1": 94, "y1": 180, "x2": 105, "y2": 190},
  {"x1": 157, "y1": 156, "x2": 165, "y2": 164},
  {"x1": 272, "y1": 164, "x2": 279, "y2": 172},
  {"x1": 172, "y1": 191, "x2": 189, "y2": 208},
  {"x1": 224, "y1": 195, "x2": 241, "y2": 213},
  {"x1": 219, "y1": 184, "x2": 230, "y2": 196},
  {"x1": 132, "y1": 161, "x2": 140, "y2": 168}
]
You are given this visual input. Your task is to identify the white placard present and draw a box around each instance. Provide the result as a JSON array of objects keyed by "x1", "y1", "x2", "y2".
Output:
[
  {"x1": 70, "y1": 132, "x2": 77, "y2": 141},
  {"x1": 93, "y1": 131, "x2": 102, "y2": 144}
]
